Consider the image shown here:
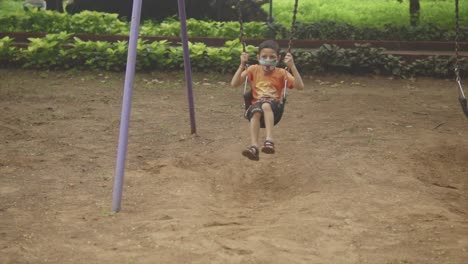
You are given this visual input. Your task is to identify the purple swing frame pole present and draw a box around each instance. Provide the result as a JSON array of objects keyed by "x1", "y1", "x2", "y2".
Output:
[
  {"x1": 111, "y1": 0, "x2": 143, "y2": 213},
  {"x1": 178, "y1": 0, "x2": 197, "y2": 135}
]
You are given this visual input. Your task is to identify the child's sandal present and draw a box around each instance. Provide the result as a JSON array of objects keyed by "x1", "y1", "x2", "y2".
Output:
[
  {"x1": 261, "y1": 140, "x2": 275, "y2": 154},
  {"x1": 242, "y1": 146, "x2": 260, "y2": 161}
]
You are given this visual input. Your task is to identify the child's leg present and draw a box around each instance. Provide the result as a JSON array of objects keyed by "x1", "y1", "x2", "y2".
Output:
[
  {"x1": 242, "y1": 112, "x2": 262, "y2": 160},
  {"x1": 249, "y1": 112, "x2": 262, "y2": 147},
  {"x1": 261, "y1": 103, "x2": 274, "y2": 141}
]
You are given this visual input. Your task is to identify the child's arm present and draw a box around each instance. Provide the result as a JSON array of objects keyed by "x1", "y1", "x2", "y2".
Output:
[
  {"x1": 230, "y1": 52, "x2": 249, "y2": 87},
  {"x1": 284, "y1": 53, "x2": 305, "y2": 90}
]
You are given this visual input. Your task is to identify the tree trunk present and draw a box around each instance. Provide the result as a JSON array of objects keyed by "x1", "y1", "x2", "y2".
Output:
[
  {"x1": 409, "y1": 0, "x2": 420, "y2": 26},
  {"x1": 47, "y1": 0, "x2": 64, "y2": 12}
]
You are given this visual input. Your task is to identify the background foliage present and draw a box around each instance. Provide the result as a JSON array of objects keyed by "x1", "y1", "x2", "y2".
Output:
[
  {"x1": 266, "y1": 0, "x2": 466, "y2": 29},
  {"x1": 0, "y1": 10, "x2": 466, "y2": 41},
  {"x1": 1, "y1": 35, "x2": 466, "y2": 78},
  {"x1": 0, "y1": 0, "x2": 466, "y2": 77},
  {"x1": 1, "y1": 0, "x2": 467, "y2": 32}
]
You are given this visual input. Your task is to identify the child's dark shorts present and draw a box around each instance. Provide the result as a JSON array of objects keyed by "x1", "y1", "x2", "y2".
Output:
[{"x1": 244, "y1": 99, "x2": 281, "y2": 121}]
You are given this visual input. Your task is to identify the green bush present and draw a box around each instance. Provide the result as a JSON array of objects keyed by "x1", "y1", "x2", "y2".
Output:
[
  {"x1": 1, "y1": 11, "x2": 466, "y2": 41},
  {"x1": 0, "y1": 36, "x2": 17, "y2": 66},
  {"x1": 1, "y1": 35, "x2": 466, "y2": 78},
  {"x1": 291, "y1": 21, "x2": 467, "y2": 41},
  {"x1": 136, "y1": 40, "x2": 171, "y2": 70},
  {"x1": 68, "y1": 11, "x2": 128, "y2": 35},
  {"x1": 19, "y1": 11, "x2": 68, "y2": 33},
  {"x1": 18, "y1": 32, "x2": 72, "y2": 68},
  {"x1": 0, "y1": 10, "x2": 128, "y2": 34},
  {"x1": 292, "y1": 43, "x2": 467, "y2": 78},
  {"x1": 68, "y1": 38, "x2": 128, "y2": 70}
]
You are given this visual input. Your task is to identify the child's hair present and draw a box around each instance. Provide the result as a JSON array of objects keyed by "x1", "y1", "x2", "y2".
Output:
[{"x1": 258, "y1": 40, "x2": 280, "y2": 55}]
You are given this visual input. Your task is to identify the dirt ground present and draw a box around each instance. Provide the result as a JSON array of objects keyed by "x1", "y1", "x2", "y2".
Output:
[{"x1": 0, "y1": 68, "x2": 467, "y2": 264}]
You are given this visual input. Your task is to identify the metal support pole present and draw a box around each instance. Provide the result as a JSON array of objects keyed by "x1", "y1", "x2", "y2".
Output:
[
  {"x1": 178, "y1": 0, "x2": 197, "y2": 135},
  {"x1": 111, "y1": 0, "x2": 143, "y2": 213}
]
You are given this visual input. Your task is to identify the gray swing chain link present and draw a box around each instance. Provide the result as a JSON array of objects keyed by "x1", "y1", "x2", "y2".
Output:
[
  {"x1": 455, "y1": 0, "x2": 462, "y2": 88},
  {"x1": 287, "y1": 0, "x2": 299, "y2": 54},
  {"x1": 237, "y1": 0, "x2": 246, "y2": 53},
  {"x1": 455, "y1": 0, "x2": 468, "y2": 118},
  {"x1": 237, "y1": 0, "x2": 249, "y2": 95},
  {"x1": 284, "y1": 0, "x2": 299, "y2": 101}
]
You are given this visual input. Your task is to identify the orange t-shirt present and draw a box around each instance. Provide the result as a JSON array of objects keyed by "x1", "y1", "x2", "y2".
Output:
[{"x1": 246, "y1": 65, "x2": 295, "y2": 104}]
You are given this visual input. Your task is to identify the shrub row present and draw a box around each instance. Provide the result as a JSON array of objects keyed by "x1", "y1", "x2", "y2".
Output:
[
  {"x1": 1, "y1": 34, "x2": 466, "y2": 78},
  {"x1": 294, "y1": 44, "x2": 467, "y2": 77},
  {"x1": 293, "y1": 21, "x2": 468, "y2": 41},
  {"x1": 0, "y1": 11, "x2": 267, "y2": 38},
  {"x1": 0, "y1": 10, "x2": 467, "y2": 41}
]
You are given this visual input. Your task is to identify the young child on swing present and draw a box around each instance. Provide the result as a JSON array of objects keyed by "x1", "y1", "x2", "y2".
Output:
[{"x1": 230, "y1": 40, "x2": 304, "y2": 161}]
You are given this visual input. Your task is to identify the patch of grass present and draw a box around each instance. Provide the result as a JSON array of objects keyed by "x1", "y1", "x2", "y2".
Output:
[
  {"x1": 265, "y1": 0, "x2": 466, "y2": 29},
  {"x1": 0, "y1": 0, "x2": 24, "y2": 17},
  {"x1": 100, "y1": 207, "x2": 117, "y2": 217},
  {"x1": 0, "y1": 0, "x2": 72, "y2": 17}
]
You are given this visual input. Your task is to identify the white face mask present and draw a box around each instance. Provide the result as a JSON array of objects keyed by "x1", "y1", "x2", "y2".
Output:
[{"x1": 259, "y1": 58, "x2": 277, "y2": 71}]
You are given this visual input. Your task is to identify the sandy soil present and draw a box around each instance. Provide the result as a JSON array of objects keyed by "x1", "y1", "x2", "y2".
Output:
[{"x1": 0, "y1": 69, "x2": 467, "y2": 264}]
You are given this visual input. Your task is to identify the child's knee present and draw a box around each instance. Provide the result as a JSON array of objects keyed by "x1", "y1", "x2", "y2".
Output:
[
  {"x1": 261, "y1": 103, "x2": 272, "y2": 112},
  {"x1": 251, "y1": 111, "x2": 262, "y2": 119}
]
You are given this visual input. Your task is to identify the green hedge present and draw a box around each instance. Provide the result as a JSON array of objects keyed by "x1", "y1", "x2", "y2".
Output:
[
  {"x1": 293, "y1": 44, "x2": 466, "y2": 77},
  {"x1": 293, "y1": 21, "x2": 467, "y2": 41},
  {"x1": 1, "y1": 10, "x2": 466, "y2": 41},
  {"x1": 0, "y1": 11, "x2": 128, "y2": 35},
  {"x1": 0, "y1": 11, "x2": 267, "y2": 38},
  {"x1": 1, "y1": 34, "x2": 466, "y2": 78}
]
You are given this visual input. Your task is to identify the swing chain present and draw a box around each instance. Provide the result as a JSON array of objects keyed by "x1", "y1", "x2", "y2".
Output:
[
  {"x1": 455, "y1": 0, "x2": 466, "y2": 98},
  {"x1": 287, "y1": 0, "x2": 299, "y2": 53},
  {"x1": 237, "y1": 0, "x2": 252, "y2": 99},
  {"x1": 454, "y1": 0, "x2": 468, "y2": 118},
  {"x1": 455, "y1": 0, "x2": 461, "y2": 85},
  {"x1": 237, "y1": 0, "x2": 246, "y2": 53}
]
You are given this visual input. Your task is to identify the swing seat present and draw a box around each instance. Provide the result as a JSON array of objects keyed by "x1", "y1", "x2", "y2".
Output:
[{"x1": 243, "y1": 90, "x2": 286, "y2": 128}]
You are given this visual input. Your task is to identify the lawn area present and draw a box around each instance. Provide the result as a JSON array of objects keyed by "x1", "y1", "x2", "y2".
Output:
[
  {"x1": 1, "y1": 0, "x2": 466, "y2": 29},
  {"x1": 0, "y1": 0, "x2": 23, "y2": 16},
  {"x1": 266, "y1": 0, "x2": 466, "y2": 29}
]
